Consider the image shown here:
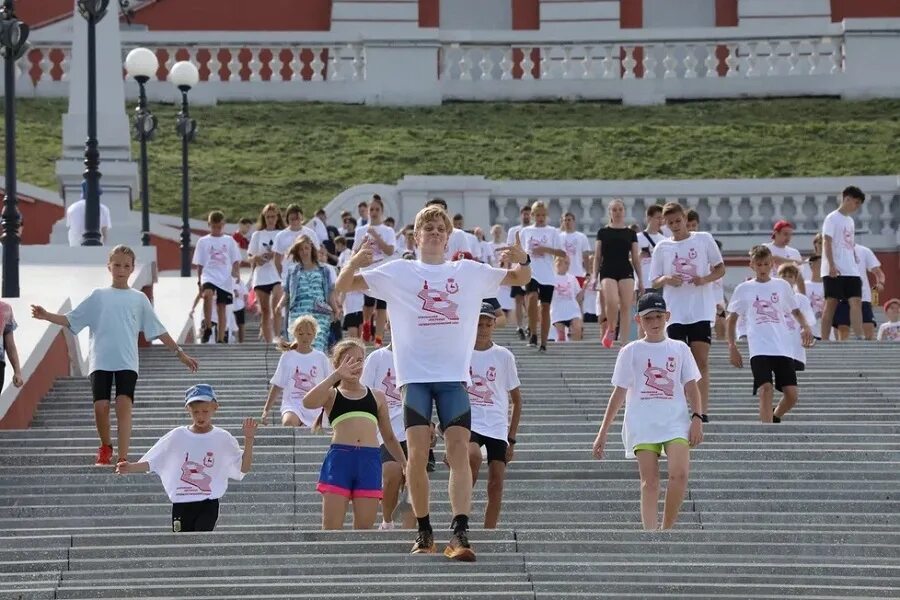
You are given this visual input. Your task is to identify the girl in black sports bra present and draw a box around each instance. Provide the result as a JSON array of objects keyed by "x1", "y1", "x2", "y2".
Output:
[{"x1": 303, "y1": 339, "x2": 406, "y2": 530}]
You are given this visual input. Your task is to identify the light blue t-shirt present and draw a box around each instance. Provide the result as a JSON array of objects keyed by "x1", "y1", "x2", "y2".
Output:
[{"x1": 66, "y1": 288, "x2": 167, "y2": 374}]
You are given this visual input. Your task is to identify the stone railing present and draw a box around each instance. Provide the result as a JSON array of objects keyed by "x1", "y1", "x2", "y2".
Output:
[
  {"x1": 8, "y1": 19, "x2": 900, "y2": 105},
  {"x1": 325, "y1": 175, "x2": 900, "y2": 252}
]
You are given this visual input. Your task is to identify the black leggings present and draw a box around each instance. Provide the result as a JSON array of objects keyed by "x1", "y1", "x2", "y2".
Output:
[{"x1": 172, "y1": 499, "x2": 220, "y2": 532}]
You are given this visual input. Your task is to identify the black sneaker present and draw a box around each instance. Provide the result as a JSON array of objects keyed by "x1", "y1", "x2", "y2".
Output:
[
  {"x1": 539, "y1": 345, "x2": 547, "y2": 353},
  {"x1": 528, "y1": 335, "x2": 538, "y2": 347},
  {"x1": 516, "y1": 327, "x2": 526, "y2": 341},
  {"x1": 427, "y1": 449, "x2": 436, "y2": 472},
  {"x1": 444, "y1": 530, "x2": 476, "y2": 562},
  {"x1": 772, "y1": 411, "x2": 781, "y2": 424},
  {"x1": 700, "y1": 414, "x2": 709, "y2": 424},
  {"x1": 411, "y1": 530, "x2": 436, "y2": 554},
  {"x1": 201, "y1": 327, "x2": 212, "y2": 344}
]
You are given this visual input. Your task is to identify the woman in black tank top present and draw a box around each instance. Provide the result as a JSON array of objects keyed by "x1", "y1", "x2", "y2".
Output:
[{"x1": 592, "y1": 199, "x2": 643, "y2": 348}]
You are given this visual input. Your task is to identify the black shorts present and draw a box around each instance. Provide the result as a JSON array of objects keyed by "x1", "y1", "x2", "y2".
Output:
[
  {"x1": 525, "y1": 279, "x2": 554, "y2": 304},
  {"x1": 667, "y1": 321, "x2": 712, "y2": 345},
  {"x1": 832, "y1": 300, "x2": 876, "y2": 327},
  {"x1": 202, "y1": 282, "x2": 233, "y2": 306},
  {"x1": 343, "y1": 311, "x2": 363, "y2": 330},
  {"x1": 598, "y1": 267, "x2": 634, "y2": 282},
  {"x1": 172, "y1": 498, "x2": 219, "y2": 533},
  {"x1": 583, "y1": 313, "x2": 599, "y2": 323},
  {"x1": 234, "y1": 309, "x2": 246, "y2": 326},
  {"x1": 823, "y1": 276, "x2": 862, "y2": 301},
  {"x1": 364, "y1": 295, "x2": 387, "y2": 310},
  {"x1": 380, "y1": 440, "x2": 409, "y2": 464},
  {"x1": 482, "y1": 297, "x2": 501, "y2": 312},
  {"x1": 750, "y1": 355, "x2": 798, "y2": 395},
  {"x1": 510, "y1": 286, "x2": 526, "y2": 298},
  {"x1": 89, "y1": 370, "x2": 138, "y2": 402},
  {"x1": 0, "y1": 362, "x2": 5, "y2": 389},
  {"x1": 470, "y1": 431, "x2": 509, "y2": 464},
  {"x1": 253, "y1": 282, "x2": 279, "y2": 295}
]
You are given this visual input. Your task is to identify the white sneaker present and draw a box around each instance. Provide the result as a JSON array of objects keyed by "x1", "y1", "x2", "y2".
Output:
[
  {"x1": 379, "y1": 521, "x2": 395, "y2": 530},
  {"x1": 392, "y1": 487, "x2": 412, "y2": 524}
]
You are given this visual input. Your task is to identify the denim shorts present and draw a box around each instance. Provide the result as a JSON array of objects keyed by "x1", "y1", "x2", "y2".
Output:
[{"x1": 401, "y1": 382, "x2": 471, "y2": 431}]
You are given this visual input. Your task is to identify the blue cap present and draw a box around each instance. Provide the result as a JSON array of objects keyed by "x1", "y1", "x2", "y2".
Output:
[
  {"x1": 81, "y1": 180, "x2": 103, "y2": 198},
  {"x1": 637, "y1": 292, "x2": 667, "y2": 316},
  {"x1": 184, "y1": 384, "x2": 218, "y2": 406}
]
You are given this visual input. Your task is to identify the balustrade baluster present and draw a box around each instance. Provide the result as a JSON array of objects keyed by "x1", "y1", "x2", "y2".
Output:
[
  {"x1": 207, "y1": 48, "x2": 221, "y2": 82},
  {"x1": 270, "y1": 47, "x2": 285, "y2": 82},
  {"x1": 662, "y1": 45, "x2": 677, "y2": 79},
  {"x1": 622, "y1": 46, "x2": 637, "y2": 79},
  {"x1": 500, "y1": 48, "x2": 514, "y2": 80},
  {"x1": 480, "y1": 48, "x2": 495, "y2": 81},
  {"x1": 725, "y1": 43, "x2": 739, "y2": 77},
  {"x1": 227, "y1": 48, "x2": 242, "y2": 82},
  {"x1": 540, "y1": 46, "x2": 553, "y2": 79},
  {"x1": 521, "y1": 48, "x2": 535, "y2": 81},
  {"x1": 60, "y1": 48, "x2": 71, "y2": 82},
  {"x1": 459, "y1": 48, "x2": 472, "y2": 81},
  {"x1": 601, "y1": 45, "x2": 616, "y2": 79},
  {"x1": 704, "y1": 44, "x2": 718, "y2": 78},
  {"x1": 581, "y1": 46, "x2": 594, "y2": 79},
  {"x1": 248, "y1": 47, "x2": 262, "y2": 82},
  {"x1": 684, "y1": 44, "x2": 698, "y2": 78},
  {"x1": 642, "y1": 47, "x2": 658, "y2": 80}
]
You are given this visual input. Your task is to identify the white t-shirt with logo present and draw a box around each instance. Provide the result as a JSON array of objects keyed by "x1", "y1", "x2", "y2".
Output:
[
  {"x1": 727, "y1": 278, "x2": 798, "y2": 359},
  {"x1": 877, "y1": 321, "x2": 900, "y2": 341},
  {"x1": 611, "y1": 339, "x2": 701, "y2": 458},
  {"x1": 192, "y1": 235, "x2": 242, "y2": 292},
  {"x1": 362, "y1": 259, "x2": 506, "y2": 387},
  {"x1": 249, "y1": 229, "x2": 282, "y2": 287},
  {"x1": 468, "y1": 344, "x2": 520, "y2": 441},
  {"x1": 361, "y1": 347, "x2": 405, "y2": 442},
  {"x1": 649, "y1": 232, "x2": 724, "y2": 326},
  {"x1": 232, "y1": 279, "x2": 247, "y2": 312},
  {"x1": 520, "y1": 225, "x2": 562, "y2": 286},
  {"x1": 764, "y1": 242, "x2": 802, "y2": 276},
  {"x1": 550, "y1": 273, "x2": 582, "y2": 324},
  {"x1": 353, "y1": 223, "x2": 396, "y2": 266},
  {"x1": 66, "y1": 199, "x2": 112, "y2": 247},
  {"x1": 821, "y1": 210, "x2": 858, "y2": 278},
  {"x1": 636, "y1": 230, "x2": 666, "y2": 290},
  {"x1": 804, "y1": 280, "x2": 825, "y2": 320},
  {"x1": 270, "y1": 349, "x2": 333, "y2": 426},
  {"x1": 854, "y1": 244, "x2": 880, "y2": 303},
  {"x1": 141, "y1": 426, "x2": 245, "y2": 503},
  {"x1": 338, "y1": 249, "x2": 364, "y2": 315},
  {"x1": 559, "y1": 231, "x2": 591, "y2": 278}
]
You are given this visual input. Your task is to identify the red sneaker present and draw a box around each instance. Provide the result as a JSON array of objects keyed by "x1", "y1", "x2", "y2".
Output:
[
  {"x1": 95, "y1": 445, "x2": 113, "y2": 466},
  {"x1": 374, "y1": 336, "x2": 383, "y2": 348},
  {"x1": 362, "y1": 321, "x2": 372, "y2": 343},
  {"x1": 601, "y1": 328, "x2": 614, "y2": 349}
]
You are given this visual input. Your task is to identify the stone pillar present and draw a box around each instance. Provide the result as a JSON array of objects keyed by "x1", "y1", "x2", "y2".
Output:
[{"x1": 53, "y1": 1, "x2": 140, "y2": 245}]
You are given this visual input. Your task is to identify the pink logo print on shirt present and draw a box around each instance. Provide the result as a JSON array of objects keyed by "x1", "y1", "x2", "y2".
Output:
[
  {"x1": 381, "y1": 368, "x2": 402, "y2": 405},
  {"x1": 753, "y1": 295, "x2": 781, "y2": 324},
  {"x1": 556, "y1": 280, "x2": 573, "y2": 299},
  {"x1": 291, "y1": 367, "x2": 315, "y2": 392},
  {"x1": 467, "y1": 366, "x2": 495, "y2": 406},
  {"x1": 180, "y1": 452, "x2": 213, "y2": 493},
  {"x1": 643, "y1": 358, "x2": 675, "y2": 398},
  {"x1": 209, "y1": 246, "x2": 228, "y2": 266},
  {"x1": 564, "y1": 240, "x2": 576, "y2": 257},
  {"x1": 672, "y1": 253, "x2": 698, "y2": 282},
  {"x1": 842, "y1": 227, "x2": 854, "y2": 250},
  {"x1": 810, "y1": 292, "x2": 824, "y2": 316},
  {"x1": 418, "y1": 280, "x2": 460, "y2": 322}
]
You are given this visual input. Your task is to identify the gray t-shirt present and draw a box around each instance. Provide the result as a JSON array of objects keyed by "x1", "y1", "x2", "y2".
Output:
[{"x1": 66, "y1": 287, "x2": 167, "y2": 374}]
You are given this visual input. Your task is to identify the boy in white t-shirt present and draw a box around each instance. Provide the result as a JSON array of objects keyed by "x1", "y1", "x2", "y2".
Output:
[
  {"x1": 550, "y1": 255, "x2": 584, "y2": 341},
  {"x1": 335, "y1": 204, "x2": 530, "y2": 561},
  {"x1": 877, "y1": 298, "x2": 900, "y2": 341},
  {"x1": 592, "y1": 293, "x2": 704, "y2": 530},
  {"x1": 727, "y1": 246, "x2": 814, "y2": 423},
  {"x1": 352, "y1": 196, "x2": 396, "y2": 347},
  {"x1": 559, "y1": 212, "x2": 592, "y2": 287},
  {"x1": 117, "y1": 384, "x2": 257, "y2": 532},
  {"x1": 519, "y1": 201, "x2": 566, "y2": 352},
  {"x1": 192, "y1": 211, "x2": 242, "y2": 344},
  {"x1": 833, "y1": 243, "x2": 885, "y2": 341},
  {"x1": 820, "y1": 186, "x2": 865, "y2": 341},
  {"x1": 467, "y1": 303, "x2": 522, "y2": 529},
  {"x1": 336, "y1": 236, "x2": 364, "y2": 338},
  {"x1": 777, "y1": 263, "x2": 817, "y2": 370},
  {"x1": 506, "y1": 205, "x2": 532, "y2": 339}
]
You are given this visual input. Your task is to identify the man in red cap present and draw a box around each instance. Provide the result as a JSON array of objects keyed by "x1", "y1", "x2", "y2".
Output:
[{"x1": 764, "y1": 220, "x2": 802, "y2": 276}]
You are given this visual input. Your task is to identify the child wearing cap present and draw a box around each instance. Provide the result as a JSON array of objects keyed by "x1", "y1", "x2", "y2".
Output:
[
  {"x1": 592, "y1": 292, "x2": 704, "y2": 530},
  {"x1": 765, "y1": 220, "x2": 802, "y2": 276},
  {"x1": 877, "y1": 298, "x2": 900, "y2": 341},
  {"x1": 117, "y1": 384, "x2": 257, "y2": 533}
]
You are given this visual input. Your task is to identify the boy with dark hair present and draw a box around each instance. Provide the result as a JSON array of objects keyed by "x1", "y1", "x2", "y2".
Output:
[
  {"x1": 193, "y1": 211, "x2": 242, "y2": 344},
  {"x1": 820, "y1": 186, "x2": 865, "y2": 340}
]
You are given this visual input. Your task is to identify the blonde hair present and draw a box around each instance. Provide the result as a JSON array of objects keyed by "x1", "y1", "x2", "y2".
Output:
[
  {"x1": 108, "y1": 245, "x2": 135, "y2": 265},
  {"x1": 777, "y1": 263, "x2": 799, "y2": 279},
  {"x1": 607, "y1": 198, "x2": 625, "y2": 225},
  {"x1": 312, "y1": 338, "x2": 367, "y2": 433},
  {"x1": 530, "y1": 200, "x2": 547, "y2": 213},
  {"x1": 278, "y1": 315, "x2": 318, "y2": 352},
  {"x1": 286, "y1": 234, "x2": 318, "y2": 265},
  {"x1": 413, "y1": 205, "x2": 452, "y2": 235}
]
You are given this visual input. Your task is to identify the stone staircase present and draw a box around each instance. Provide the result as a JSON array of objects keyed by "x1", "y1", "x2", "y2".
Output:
[{"x1": 1, "y1": 323, "x2": 898, "y2": 599}]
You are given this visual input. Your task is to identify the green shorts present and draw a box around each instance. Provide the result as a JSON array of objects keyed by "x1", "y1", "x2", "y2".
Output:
[{"x1": 633, "y1": 437, "x2": 689, "y2": 456}]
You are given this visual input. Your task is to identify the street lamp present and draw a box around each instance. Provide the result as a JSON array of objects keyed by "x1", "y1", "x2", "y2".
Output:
[
  {"x1": 169, "y1": 60, "x2": 199, "y2": 277},
  {"x1": 76, "y1": 0, "x2": 110, "y2": 246},
  {"x1": 0, "y1": 0, "x2": 30, "y2": 298},
  {"x1": 124, "y1": 47, "x2": 158, "y2": 247}
]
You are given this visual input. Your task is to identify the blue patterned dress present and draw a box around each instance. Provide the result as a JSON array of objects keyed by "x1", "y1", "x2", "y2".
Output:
[{"x1": 284, "y1": 263, "x2": 332, "y2": 352}]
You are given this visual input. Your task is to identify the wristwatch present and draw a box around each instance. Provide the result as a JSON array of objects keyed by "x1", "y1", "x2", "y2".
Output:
[
  {"x1": 691, "y1": 412, "x2": 703, "y2": 422},
  {"x1": 519, "y1": 255, "x2": 531, "y2": 266},
  {"x1": 507, "y1": 437, "x2": 517, "y2": 445}
]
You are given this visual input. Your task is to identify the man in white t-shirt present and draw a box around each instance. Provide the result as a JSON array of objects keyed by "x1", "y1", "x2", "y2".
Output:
[
  {"x1": 833, "y1": 243, "x2": 885, "y2": 340},
  {"x1": 452, "y1": 214, "x2": 482, "y2": 258},
  {"x1": 727, "y1": 245, "x2": 814, "y2": 423},
  {"x1": 66, "y1": 181, "x2": 112, "y2": 246},
  {"x1": 636, "y1": 205, "x2": 666, "y2": 292},
  {"x1": 649, "y1": 202, "x2": 725, "y2": 422},
  {"x1": 335, "y1": 203, "x2": 530, "y2": 561},
  {"x1": 507, "y1": 205, "x2": 532, "y2": 340},
  {"x1": 559, "y1": 212, "x2": 592, "y2": 286},
  {"x1": 764, "y1": 220, "x2": 802, "y2": 275},
  {"x1": 308, "y1": 209, "x2": 330, "y2": 244},
  {"x1": 820, "y1": 186, "x2": 865, "y2": 340},
  {"x1": 519, "y1": 201, "x2": 566, "y2": 352}
]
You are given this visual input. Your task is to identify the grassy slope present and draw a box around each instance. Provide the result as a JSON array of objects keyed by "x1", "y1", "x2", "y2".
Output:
[{"x1": 3, "y1": 98, "x2": 899, "y2": 221}]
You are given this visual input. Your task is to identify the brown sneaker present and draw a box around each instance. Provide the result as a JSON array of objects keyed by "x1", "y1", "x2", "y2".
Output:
[
  {"x1": 444, "y1": 530, "x2": 476, "y2": 562},
  {"x1": 411, "y1": 530, "x2": 436, "y2": 554}
]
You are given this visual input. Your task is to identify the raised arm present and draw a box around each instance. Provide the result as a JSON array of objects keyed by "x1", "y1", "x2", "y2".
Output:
[
  {"x1": 334, "y1": 243, "x2": 373, "y2": 294},
  {"x1": 497, "y1": 231, "x2": 532, "y2": 287},
  {"x1": 30, "y1": 306, "x2": 70, "y2": 328}
]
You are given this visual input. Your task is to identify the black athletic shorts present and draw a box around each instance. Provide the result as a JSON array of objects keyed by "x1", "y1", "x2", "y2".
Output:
[
  {"x1": 343, "y1": 311, "x2": 363, "y2": 331},
  {"x1": 172, "y1": 498, "x2": 220, "y2": 532},
  {"x1": 832, "y1": 300, "x2": 876, "y2": 327},
  {"x1": 583, "y1": 313, "x2": 599, "y2": 323},
  {"x1": 363, "y1": 295, "x2": 387, "y2": 310},
  {"x1": 667, "y1": 321, "x2": 712, "y2": 345},
  {"x1": 380, "y1": 440, "x2": 408, "y2": 464},
  {"x1": 253, "y1": 282, "x2": 279, "y2": 295},
  {"x1": 823, "y1": 276, "x2": 862, "y2": 301},
  {"x1": 510, "y1": 286, "x2": 526, "y2": 298},
  {"x1": 234, "y1": 309, "x2": 246, "y2": 326},
  {"x1": 598, "y1": 267, "x2": 635, "y2": 282},
  {"x1": 90, "y1": 370, "x2": 138, "y2": 402},
  {"x1": 470, "y1": 431, "x2": 509, "y2": 464},
  {"x1": 525, "y1": 279, "x2": 554, "y2": 304},
  {"x1": 202, "y1": 282, "x2": 233, "y2": 306},
  {"x1": 750, "y1": 355, "x2": 798, "y2": 395}
]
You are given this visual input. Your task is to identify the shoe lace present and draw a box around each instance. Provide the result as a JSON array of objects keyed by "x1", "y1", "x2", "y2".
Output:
[
  {"x1": 454, "y1": 530, "x2": 470, "y2": 548},
  {"x1": 416, "y1": 530, "x2": 433, "y2": 547}
]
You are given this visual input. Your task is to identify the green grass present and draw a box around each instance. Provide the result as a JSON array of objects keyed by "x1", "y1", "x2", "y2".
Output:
[{"x1": 3, "y1": 98, "x2": 900, "y2": 221}]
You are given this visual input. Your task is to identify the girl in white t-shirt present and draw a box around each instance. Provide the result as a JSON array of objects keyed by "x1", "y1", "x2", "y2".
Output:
[
  {"x1": 351, "y1": 196, "x2": 395, "y2": 347},
  {"x1": 261, "y1": 316, "x2": 333, "y2": 427},
  {"x1": 593, "y1": 293, "x2": 704, "y2": 531},
  {"x1": 248, "y1": 203, "x2": 286, "y2": 343},
  {"x1": 550, "y1": 255, "x2": 584, "y2": 341}
]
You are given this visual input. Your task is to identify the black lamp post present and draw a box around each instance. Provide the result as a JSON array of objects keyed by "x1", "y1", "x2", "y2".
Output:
[
  {"x1": 77, "y1": 0, "x2": 109, "y2": 247},
  {"x1": 0, "y1": 0, "x2": 29, "y2": 298},
  {"x1": 125, "y1": 47, "x2": 158, "y2": 247},
  {"x1": 170, "y1": 60, "x2": 198, "y2": 277}
]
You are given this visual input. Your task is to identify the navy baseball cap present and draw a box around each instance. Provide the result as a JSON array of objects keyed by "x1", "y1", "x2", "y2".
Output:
[
  {"x1": 637, "y1": 293, "x2": 667, "y2": 316},
  {"x1": 184, "y1": 384, "x2": 218, "y2": 406},
  {"x1": 81, "y1": 180, "x2": 103, "y2": 198},
  {"x1": 479, "y1": 302, "x2": 498, "y2": 319}
]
